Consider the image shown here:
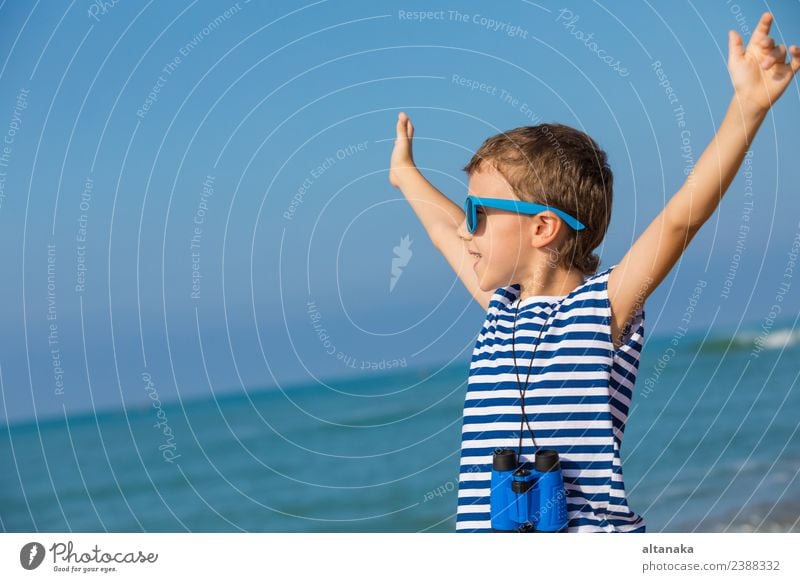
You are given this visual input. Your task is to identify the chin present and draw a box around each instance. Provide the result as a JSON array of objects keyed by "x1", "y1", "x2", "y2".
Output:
[
  {"x1": 480, "y1": 271, "x2": 512, "y2": 292},
  {"x1": 478, "y1": 275, "x2": 502, "y2": 293}
]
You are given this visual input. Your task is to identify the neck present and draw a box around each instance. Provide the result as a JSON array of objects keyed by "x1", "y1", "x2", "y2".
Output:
[{"x1": 517, "y1": 265, "x2": 585, "y2": 302}]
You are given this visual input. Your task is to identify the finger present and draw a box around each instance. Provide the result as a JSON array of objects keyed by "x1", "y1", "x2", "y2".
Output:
[
  {"x1": 728, "y1": 30, "x2": 745, "y2": 63},
  {"x1": 748, "y1": 12, "x2": 773, "y2": 50},
  {"x1": 762, "y1": 44, "x2": 787, "y2": 69},
  {"x1": 755, "y1": 30, "x2": 784, "y2": 68},
  {"x1": 790, "y1": 45, "x2": 800, "y2": 74},
  {"x1": 407, "y1": 119, "x2": 414, "y2": 140},
  {"x1": 773, "y1": 44, "x2": 787, "y2": 64}
]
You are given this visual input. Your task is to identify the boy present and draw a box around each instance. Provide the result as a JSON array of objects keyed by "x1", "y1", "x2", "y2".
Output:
[{"x1": 388, "y1": 13, "x2": 799, "y2": 532}]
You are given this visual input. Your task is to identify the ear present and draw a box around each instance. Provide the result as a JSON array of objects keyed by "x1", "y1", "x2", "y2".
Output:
[{"x1": 529, "y1": 212, "x2": 563, "y2": 246}]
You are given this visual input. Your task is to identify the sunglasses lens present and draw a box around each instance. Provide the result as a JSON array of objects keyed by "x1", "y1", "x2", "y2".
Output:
[{"x1": 465, "y1": 198, "x2": 474, "y2": 232}]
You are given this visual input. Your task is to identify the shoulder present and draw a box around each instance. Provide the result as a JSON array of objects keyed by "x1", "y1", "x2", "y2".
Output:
[
  {"x1": 563, "y1": 264, "x2": 645, "y2": 351},
  {"x1": 560, "y1": 265, "x2": 616, "y2": 308},
  {"x1": 586, "y1": 264, "x2": 616, "y2": 287},
  {"x1": 580, "y1": 264, "x2": 617, "y2": 297}
]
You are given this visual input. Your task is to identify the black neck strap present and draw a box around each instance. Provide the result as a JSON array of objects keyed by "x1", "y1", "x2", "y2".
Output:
[{"x1": 511, "y1": 296, "x2": 563, "y2": 463}]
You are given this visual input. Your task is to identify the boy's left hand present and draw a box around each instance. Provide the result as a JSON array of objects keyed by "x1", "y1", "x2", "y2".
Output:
[{"x1": 728, "y1": 12, "x2": 800, "y2": 112}]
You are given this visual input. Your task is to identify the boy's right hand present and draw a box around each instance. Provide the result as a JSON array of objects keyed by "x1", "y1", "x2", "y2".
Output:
[{"x1": 389, "y1": 111, "x2": 418, "y2": 189}]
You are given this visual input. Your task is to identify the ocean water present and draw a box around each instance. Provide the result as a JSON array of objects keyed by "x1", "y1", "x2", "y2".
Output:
[{"x1": 2, "y1": 327, "x2": 799, "y2": 533}]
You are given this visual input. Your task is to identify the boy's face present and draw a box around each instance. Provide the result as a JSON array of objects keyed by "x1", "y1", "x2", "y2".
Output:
[{"x1": 458, "y1": 165, "x2": 565, "y2": 292}]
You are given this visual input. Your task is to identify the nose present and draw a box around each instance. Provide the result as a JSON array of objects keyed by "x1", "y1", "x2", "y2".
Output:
[{"x1": 457, "y1": 218, "x2": 471, "y2": 241}]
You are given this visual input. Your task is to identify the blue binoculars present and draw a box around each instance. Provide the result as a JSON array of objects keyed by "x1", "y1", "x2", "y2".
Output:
[{"x1": 490, "y1": 448, "x2": 569, "y2": 532}]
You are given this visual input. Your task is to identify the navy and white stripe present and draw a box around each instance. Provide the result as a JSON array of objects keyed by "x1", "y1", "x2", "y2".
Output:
[{"x1": 456, "y1": 264, "x2": 646, "y2": 532}]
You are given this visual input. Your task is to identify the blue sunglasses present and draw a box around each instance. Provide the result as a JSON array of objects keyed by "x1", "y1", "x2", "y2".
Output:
[{"x1": 464, "y1": 195, "x2": 586, "y2": 234}]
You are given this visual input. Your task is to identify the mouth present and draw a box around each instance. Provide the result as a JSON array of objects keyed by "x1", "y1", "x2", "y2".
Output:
[{"x1": 469, "y1": 250, "x2": 482, "y2": 268}]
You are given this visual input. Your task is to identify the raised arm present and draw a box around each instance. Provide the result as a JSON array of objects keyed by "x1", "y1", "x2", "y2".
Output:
[
  {"x1": 608, "y1": 12, "x2": 800, "y2": 349},
  {"x1": 389, "y1": 112, "x2": 494, "y2": 310},
  {"x1": 389, "y1": 112, "x2": 465, "y2": 237}
]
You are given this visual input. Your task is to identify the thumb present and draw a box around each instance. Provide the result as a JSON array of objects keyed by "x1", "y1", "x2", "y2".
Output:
[
  {"x1": 728, "y1": 30, "x2": 745, "y2": 64},
  {"x1": 396, "y1": 112, "x2": 410, "y2": 142},
  {"x1": 407, "y1": 118, "x2": 414, "y2": 140}
]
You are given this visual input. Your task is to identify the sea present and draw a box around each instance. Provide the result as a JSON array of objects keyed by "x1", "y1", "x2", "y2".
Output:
[{"x1": 2, "y1": 326, "x2": 799, "y2": 533}]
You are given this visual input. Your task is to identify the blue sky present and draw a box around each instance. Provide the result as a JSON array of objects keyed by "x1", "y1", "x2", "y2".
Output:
[{"x1": 1, "y1": 0, "x2": 799, "y2": 423}]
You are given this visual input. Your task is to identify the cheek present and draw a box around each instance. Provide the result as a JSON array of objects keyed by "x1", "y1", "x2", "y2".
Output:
[
  {"x1": 482, "y1": 217, "x2": 521, "y2": 252},
  {"x1": 481, "y1": 225, "x2": 528, "y2": 280}
]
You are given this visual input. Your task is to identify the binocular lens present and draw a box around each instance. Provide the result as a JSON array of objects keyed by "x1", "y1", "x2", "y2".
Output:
[
  {"x1": 492, "y1": 448, "x2": 517, "y2": 471},
  {"x1": 535, "y1": 449, "x2": 561, "y2": 473}
]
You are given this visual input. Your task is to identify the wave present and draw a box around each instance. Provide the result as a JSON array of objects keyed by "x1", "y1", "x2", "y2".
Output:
[{"x1": 690, "y1": 327, "x2": 800, "y2": 354}]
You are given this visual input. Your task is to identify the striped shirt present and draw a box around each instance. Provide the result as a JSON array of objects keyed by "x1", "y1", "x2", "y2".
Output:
[{"x1": 456, "y1": 264, "x2": 646, "y2": 532}]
